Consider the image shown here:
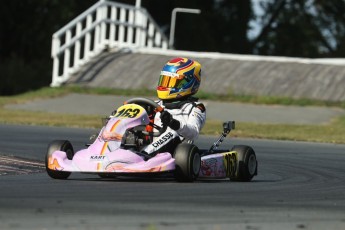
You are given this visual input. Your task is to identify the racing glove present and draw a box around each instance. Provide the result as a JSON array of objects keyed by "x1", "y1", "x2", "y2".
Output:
[{"x1": 160, "y1": 111, "x2": 180, "y2": 130}]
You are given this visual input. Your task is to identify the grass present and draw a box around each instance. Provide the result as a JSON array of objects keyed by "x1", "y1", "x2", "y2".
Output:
[
  {"x1": 1, "y1": 86, "x2": 345, "y2": 144},
  {"x1": 4, "y1": 85, "x2": 345, "y2": 108},
  {"x1": 197, "y1": 91, "x2": 345, "y2": 108},
  {"x1": 204, "y1": 119, "x2": 345, "y2": 144},
  {"x1": 0, "y1": 109, "x2": 101, "y2": 128}
]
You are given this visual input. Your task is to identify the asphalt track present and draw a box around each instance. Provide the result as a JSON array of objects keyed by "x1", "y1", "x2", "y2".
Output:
[{"x1": 0, "y1": 124, "x2": 345, "y2": 230}]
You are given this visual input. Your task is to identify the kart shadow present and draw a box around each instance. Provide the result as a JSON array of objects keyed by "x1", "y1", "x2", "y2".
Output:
[
  {"x1": 198, "y1": 179, "x2": 278, "y2": 183},
  {"x1": 68, "y1": 173, "x2": 176, "y2": 183},
  {"x1": 70, "y1": 177, "x2": 176, "y2": 183},
  {"x1": 68, "y1": 174, "x2": 274, "y2": 183}
]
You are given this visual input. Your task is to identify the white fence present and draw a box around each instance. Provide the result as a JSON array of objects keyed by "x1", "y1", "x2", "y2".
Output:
[{"x1": 51, "y1": 0, "x2": 168, "y2": 87}]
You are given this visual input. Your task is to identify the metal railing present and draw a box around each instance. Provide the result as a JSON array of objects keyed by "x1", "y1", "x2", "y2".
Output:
[{"x1": 51, "y1": 0, "x2": 168, "y2": 87}]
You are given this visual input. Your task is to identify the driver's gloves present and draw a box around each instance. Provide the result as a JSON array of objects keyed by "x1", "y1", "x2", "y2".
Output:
[{"x1": 160, "y1": 111, "x2": 180, "y2": 130}]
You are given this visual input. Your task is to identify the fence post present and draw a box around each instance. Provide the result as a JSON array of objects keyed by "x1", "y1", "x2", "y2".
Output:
[
  {"x1": 135, "y1": 8, "x2": 141, "y2": 47},
  {"x1": 73, "y1": 22, "x2": 82, "y2": 70},
  {"x1": 118, "y1": 8, "x2": 126, "y2": 47},
  {"x1": 84, "y1": 15, "x2": 93, "y2": 61},
  {"x1": 94, "y1": 7, "x2": 102, "y2": 54},
  {"x1": 155, "y1": 32, "x2": 161, "y2": 48},
  {"x1": 147, "y1": 23, "x2": 154, "y2": 48},
  {"x1": 109, "y1": 6, "x2": 117, "y2": 48},
  {"x1": 63, "y1": 30, "x2": 72, "y2": 81},
  {"x1": 127, "y1": 9, "x2": 135, "y2": 46},
  {"x1": 51, "y1": 36, "x2": 61, "y2": 87},
  {"x1": 100, "y1": 4, "x2": 108, "y2": 47},
  {"x1": 140, "y1": 12, "x2": 147, "y2": 47}
]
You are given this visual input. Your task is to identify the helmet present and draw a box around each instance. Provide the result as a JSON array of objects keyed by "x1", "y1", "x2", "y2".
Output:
[{"x1": 157, "y1": 57, "x2": 201, "y2": 100}]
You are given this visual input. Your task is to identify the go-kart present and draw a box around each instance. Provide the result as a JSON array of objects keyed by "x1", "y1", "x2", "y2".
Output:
[{"x1": 45, "y1": 98, "x2": 258, "y2": 182}]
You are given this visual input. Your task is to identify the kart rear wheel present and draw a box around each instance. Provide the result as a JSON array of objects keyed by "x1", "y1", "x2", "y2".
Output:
[
  {"x1": 230, "y1": 145, "x2": 257, "y2": 182},
  {"x1": 173, "y1": 143, "x2": 201, "y2": 182},
  {"x1": 45, "y1": 140, "x2": 74, "y2": 179}
]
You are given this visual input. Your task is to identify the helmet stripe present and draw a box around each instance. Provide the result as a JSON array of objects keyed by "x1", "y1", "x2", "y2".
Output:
[{"x1": 176, "y1": 60, "x2": 194, "y2": 75}]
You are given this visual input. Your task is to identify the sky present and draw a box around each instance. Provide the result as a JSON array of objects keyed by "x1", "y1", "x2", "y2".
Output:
[{"x1": 248, "y1": 0, "x2": 266, "y2": 39}]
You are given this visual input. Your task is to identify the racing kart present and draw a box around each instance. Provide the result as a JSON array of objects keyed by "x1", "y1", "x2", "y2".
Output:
[{"x1": 45, "y1": 98, "x2": 258, "y2": 182}]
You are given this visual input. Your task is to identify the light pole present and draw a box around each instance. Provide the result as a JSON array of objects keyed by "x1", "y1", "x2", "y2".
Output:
[{"x1": 169, "y1": 8, "x2": 201, "y2": 49}]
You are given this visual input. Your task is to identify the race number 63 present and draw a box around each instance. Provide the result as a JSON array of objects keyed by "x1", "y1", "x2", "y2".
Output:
[{"x1": 114, "y1": 104, "x2": 143, "y2": 118}]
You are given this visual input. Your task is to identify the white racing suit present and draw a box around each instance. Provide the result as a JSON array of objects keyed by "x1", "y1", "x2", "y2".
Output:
[{"x1": 142, "y1": 98, "x2": 206, "y2": 155}]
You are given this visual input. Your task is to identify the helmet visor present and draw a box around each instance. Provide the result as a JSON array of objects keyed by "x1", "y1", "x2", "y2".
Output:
[{"x1": 158, "y1": 72, "x2": 189, "y2": 89}]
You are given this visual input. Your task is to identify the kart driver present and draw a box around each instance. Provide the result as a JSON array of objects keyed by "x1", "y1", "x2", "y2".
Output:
[{"x1": 141, "y1": 57, "x2": 206, "y2": 156}]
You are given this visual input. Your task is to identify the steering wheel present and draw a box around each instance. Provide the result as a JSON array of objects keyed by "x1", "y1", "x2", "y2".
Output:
[
  {"x1": 124, "y1": 98, "x2": 166, "y2": 135},
  {"x1": 124, "y1": 97, "x2": 163, "y2": 112}
]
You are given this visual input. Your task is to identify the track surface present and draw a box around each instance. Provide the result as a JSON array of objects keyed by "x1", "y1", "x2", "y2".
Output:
[{"x1": 0, "y1": 124, "x2": 344, "y2": 230}]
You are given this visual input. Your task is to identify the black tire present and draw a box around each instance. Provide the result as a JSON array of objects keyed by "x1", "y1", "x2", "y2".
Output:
[
  {"x1": 45, "y1": 140, "x2": 74, "y2": 179},
  {"x1": 86, "y1": 133, "x2": 98, "y2": 146},
  {"x1": 173, "y1": 143, "x2": 201, "y2": 182},
  {"x1": 230, "y1": 145, "x2": 258, "y2": 182},
  {"x1": 90, "y1": 134, "x2": 98, "y2": 143}
]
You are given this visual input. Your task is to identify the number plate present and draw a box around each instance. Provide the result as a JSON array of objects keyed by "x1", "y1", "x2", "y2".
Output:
[{"x1": 114, "y1": 104, "x2": 145, "y2": 119}]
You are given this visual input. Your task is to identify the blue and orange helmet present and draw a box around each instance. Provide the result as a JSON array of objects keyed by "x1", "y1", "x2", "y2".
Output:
[{"x1": 157, "y1": 57, "x2": 201, "y2": 100}]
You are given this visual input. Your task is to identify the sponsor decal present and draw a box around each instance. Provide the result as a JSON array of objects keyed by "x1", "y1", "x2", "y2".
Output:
[
  {"x1": 90, "y1": 155, "x2": 107, "y2": 161},
  {"x1": 152, "y1": 132, "x2": 174, "y2": 148},
  {"x1": 200, "y1": 158, "x2": 217, "y2": 176},
  {"x1": 160, "y1": 71, "x2": 180, "y2": 78},
  {"x1": 48, "y1": 157, "x2": 63, "y2": 171}
]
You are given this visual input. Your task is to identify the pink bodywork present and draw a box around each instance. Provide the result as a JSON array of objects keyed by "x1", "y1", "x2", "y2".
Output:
[{"x1": 48, "y1": 105, "x2": 175, "y2": 174}]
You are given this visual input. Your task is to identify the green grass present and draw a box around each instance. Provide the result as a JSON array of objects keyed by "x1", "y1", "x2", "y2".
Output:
[
  {"x1": 1, "y1": 86, "x2": 345, "y2": 144},
  {"x1": 197, "y1": 91, "x2": 345, "y2": 108},
  {"x1": 4, "y1": 85, "x2": 345, "y2": 108},
  {"x1": 0, "y1": 109, "x2": 102, "y2": 128},
  {"x1": 203, "y1": 119, "x2": 345, "y2": 144}
]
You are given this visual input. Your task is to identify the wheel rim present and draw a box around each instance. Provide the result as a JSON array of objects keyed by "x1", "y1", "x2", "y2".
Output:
[
  {"x1": 248, "y1": 154, "x2": 257, "y2": 175},
  {"x1": 192, "y1": 153, "x2": 201, "y2": 176}
]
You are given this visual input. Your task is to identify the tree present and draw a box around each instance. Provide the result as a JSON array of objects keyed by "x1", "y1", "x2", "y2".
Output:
[
  {"x1": 312, "y1": 0, "x2": 345, "y2": 56},
  {"x1": 142, "y1": 0, "x2": 253, "y2": 53},
  {"x1": 251, "y1": 0, "x2": 345, "y2": 57},
  {"x1": 0, "y1": 0, "x2": 96, "y2": 95}
]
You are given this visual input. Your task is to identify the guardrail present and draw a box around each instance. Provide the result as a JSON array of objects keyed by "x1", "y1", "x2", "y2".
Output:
[{"x1": 51, "y1": 0, "x2": 168, "y2": 87}]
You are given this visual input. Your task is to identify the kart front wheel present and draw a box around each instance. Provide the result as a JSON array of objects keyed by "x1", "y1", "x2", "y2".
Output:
[
  {"x1": 45, "y1": 140, "x2": 74, "y2": 179},
  {"x1": 173, "y1": 143, "x2": 201, "y2": 182},
  {"x1": 230, "y1": 145, "x2": 257, "y2": 182}
]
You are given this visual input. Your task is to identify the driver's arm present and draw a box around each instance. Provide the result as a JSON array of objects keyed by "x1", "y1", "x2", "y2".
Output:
[
  {"x1": 160, "y1": 103, "x2": 206, "y2": 140},
  {"x1": 176, "y1": 103, "x2": 206, "y2": 140}
]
